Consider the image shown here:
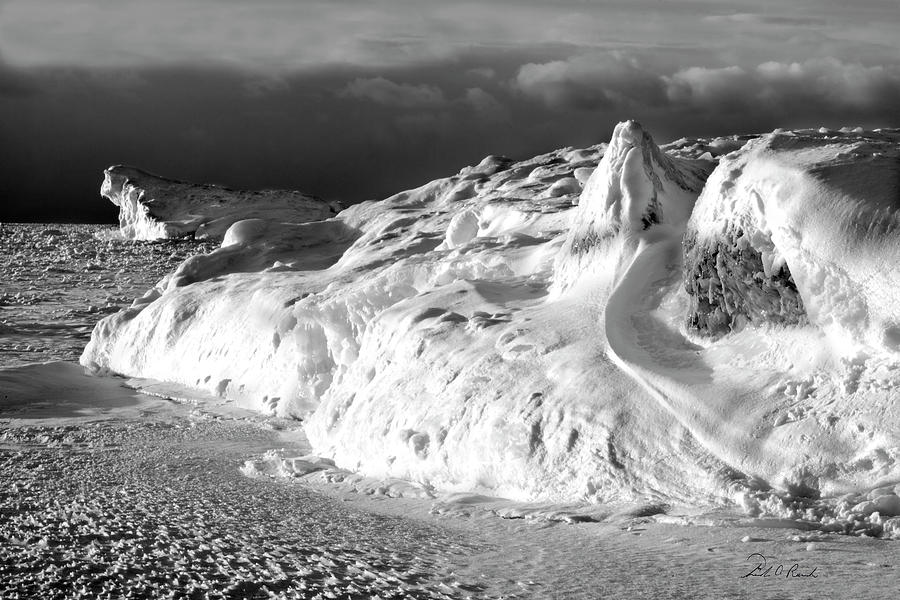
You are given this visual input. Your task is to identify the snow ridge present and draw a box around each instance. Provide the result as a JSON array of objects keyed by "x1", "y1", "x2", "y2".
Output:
[{"x1": 82, "y1": 123, "x2": 900, "y2": 525}]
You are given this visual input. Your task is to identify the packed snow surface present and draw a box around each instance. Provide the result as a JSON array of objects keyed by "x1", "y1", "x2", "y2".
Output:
[
  {"x1": 101, "y1": 165, "x2": 340, "y2": 240},
  {"x1": 83, "y1": 122, "x2": 900, "y2": 527}
]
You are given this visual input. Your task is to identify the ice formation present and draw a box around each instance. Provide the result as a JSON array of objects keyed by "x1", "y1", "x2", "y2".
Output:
[
  {"x1": 83, "y1": 122, "x2": 900, "y2": 526},
  {"x1": 101, "y1": 166, "x2": 340, "y2": 240},
  {"x1": 684, "y1": 129, "x2": 900, "y2": 351}
]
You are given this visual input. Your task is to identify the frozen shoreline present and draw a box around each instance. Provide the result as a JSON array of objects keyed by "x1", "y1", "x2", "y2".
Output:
[{"x1": 2, "y1": 360, "x2": 899, "y2": 599}]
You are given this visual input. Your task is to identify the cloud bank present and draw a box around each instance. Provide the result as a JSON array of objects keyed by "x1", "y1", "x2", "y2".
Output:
[
  {"x1": 2, "y1": 0, "x2": 898, "y2": 72},
  {"x1": 665, "y1": 59, "x2": 900, "y2": 114},
  {"x1": 514, "y1": 54, "x2": 900, "y2": 119},
  {"x1": 1, "y1": 1, "x2": 899, "y2": 221},
  {"x1": 514, "y1": 54, "x2": 666, "y2": 110}
]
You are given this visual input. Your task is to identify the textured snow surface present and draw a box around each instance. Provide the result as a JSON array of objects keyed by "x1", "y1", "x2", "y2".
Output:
[
  {"x1": 101, "y1": 165, "x2": 340, "y2": 240},
  {"x1": 0, "y1": 223, "x2": 217, "y2": 367},
  {"x1": 83, "y1": 122, "x2": 900, "y2": 524},
  {"x1": 7, "y1": 364, "x2": 900, "y2": 600}
]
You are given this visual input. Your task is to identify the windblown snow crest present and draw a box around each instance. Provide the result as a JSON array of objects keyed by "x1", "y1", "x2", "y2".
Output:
[
  {"x1": 101, "y1": 166, "x2": 340, "y2": 241},
  {"x1": 83, "y1": 122, "x2": 900, "y2": 530},
  {"x1": 685, "y1": 128, "x2": 900, "y2": 350}
]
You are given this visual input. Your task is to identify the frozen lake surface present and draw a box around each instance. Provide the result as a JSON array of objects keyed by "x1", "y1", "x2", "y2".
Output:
[{"x1": 0, "y1": 223, "x2": 218, "y2": 367}]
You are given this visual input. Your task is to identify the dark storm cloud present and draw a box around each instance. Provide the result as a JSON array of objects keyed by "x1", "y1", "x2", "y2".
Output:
[
  {"x1": 2, "y1": 1, "x2": 899, "y2": 221},
  {"x1": 4, "y1": 48, "x2": 900, "y2": 222},
  {"x1": 0, "y1": 56, "x2": 37, "y2": 97},
  {"x1": 0, "y1": 57, "x2": 550, "y2": 222}
]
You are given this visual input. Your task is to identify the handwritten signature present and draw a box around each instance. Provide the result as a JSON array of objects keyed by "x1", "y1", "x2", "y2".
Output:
[{"x1": 741, "y1": 553, "x2": 818, "y2": 579}]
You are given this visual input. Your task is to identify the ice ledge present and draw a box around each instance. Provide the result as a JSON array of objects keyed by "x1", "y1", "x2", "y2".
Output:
[{"x1": 101, "y1": 165, "x2": 341, "y2": 241}]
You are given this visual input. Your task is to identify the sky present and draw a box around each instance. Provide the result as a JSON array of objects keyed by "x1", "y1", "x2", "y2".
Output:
[{"x1": 1, "y1": 0, "x2": 899, "y2": 222}]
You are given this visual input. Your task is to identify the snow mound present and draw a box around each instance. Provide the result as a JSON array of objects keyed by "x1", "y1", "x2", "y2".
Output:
[
  {"x1": 685, "y1": 128, "x2": 900, "y2": 351},
  {"x1": 101, "y1": 165, "x2": 340, "y2": 240},
  {"x1": 553, "y1": 120, "x2": 713, "y2": 292},
  {"x1": 83, "y1": 144, "x2": 602, "y2": 426},
  {"x1": 82, "y1": 123, "x2": 900, "y2": 526}
]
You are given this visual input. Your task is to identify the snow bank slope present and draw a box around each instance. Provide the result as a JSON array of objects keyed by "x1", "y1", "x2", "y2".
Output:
[
  {"x1": 83, "y1": 124, "x2": 900, "y2": 520},
  {"x1": 83, "y1": 145, "x2": 602, "y2": 424},
  {"x1": 685, "y1": 128, "x2": 900, "y2": 351},
  {"x1": 101, "y1": 166, "x2": 340, "y2": 240}
]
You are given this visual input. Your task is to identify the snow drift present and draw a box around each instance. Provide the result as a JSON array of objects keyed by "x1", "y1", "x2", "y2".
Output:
[
  {"x1": 83, "y1": 123, "x2": 900, "y2": 527},
  {"x1": 101, "y1": 165, "x2": 340, "y2": 240}
]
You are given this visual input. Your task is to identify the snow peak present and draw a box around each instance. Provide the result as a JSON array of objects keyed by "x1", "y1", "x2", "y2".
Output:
[{"x1": 741, "y1": 553, "x2": 818, "y2": 579}]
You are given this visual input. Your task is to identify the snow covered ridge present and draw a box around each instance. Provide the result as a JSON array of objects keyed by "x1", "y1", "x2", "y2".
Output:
[
  {"x1": 83, "y1": 122, "x2": 900, "y2": 526},
  {"x1": 101, "y1": 165, "x2": 341, "y2": 241}
]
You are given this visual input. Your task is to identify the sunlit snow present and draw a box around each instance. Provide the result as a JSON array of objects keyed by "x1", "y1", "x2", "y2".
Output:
[
  {"x1": 101, "y1": 165, "x2": 340, "y2": 241},
  {"x1": 81, "y1": 121, "x2": 900, "y2": 535}
]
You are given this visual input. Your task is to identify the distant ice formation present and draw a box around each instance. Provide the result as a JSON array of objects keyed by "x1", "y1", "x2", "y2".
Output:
[
  {"x1": 101, "y1": 165, "x2": 340, "y2": 240},
  {"x1": 83, "y1": 123, "x2": 900, "y2": 529}
]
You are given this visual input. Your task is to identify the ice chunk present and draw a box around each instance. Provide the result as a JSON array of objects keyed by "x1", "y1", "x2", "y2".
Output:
[{"x1": 440, "y1": 209, "x2": 480, "y2": 249}]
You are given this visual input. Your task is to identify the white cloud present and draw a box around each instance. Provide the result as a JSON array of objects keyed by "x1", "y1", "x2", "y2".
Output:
[
  {"x1": 338, "y1": 78, "x2": 510, "y2": 122},
  {"x1": 0, "y1": 0, "x2": 458, "y2": 70},
  {"x1": 242, "y1": 74, "x2": 290, "y2": 97},
  {"x1": 512, "y1": 51, "x2": 900, "y2": 120},
  {"x1": 514, "y1": 53, "x2": 665, "y2": 110},
  {"x1": 664, "y1": 58, "x2": 900, "y2": 113},
  {"x1": 664, "y1": 65, "x2": 750, "y2": 105},
  {"x1": 466, "y1": 67, "x2": 496, "y2": 80},
  {"x1": 702, "y1": 13, "x2": 826, "y2": 26},
  {"x1": 2, "y1": 0, "x2": 897, "y2": 74},
  {"x1": 464, "y1": 87, "x2": 508, "y2": 120},
  {"x1": 340, "y1": 77, "x2": 446, "y2": 108}
]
